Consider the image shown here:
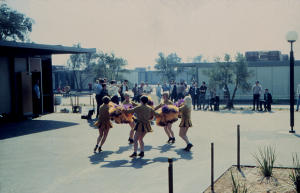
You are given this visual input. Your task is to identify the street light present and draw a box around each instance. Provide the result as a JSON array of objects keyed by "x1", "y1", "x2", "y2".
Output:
[{"x1": 286, "y1": 31, "x2": 298, "y2": 133}]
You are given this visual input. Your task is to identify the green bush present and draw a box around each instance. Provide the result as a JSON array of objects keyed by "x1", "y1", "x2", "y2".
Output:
[
  {"x1": 289, "y1": 153, "x2": 300, "y2": 192},
  {"x1": 252, "y1": 145, "x2": 277, "y2": 177},
  {"x1": 231, "y1": 169, "x2": 252, "y2": 193}
]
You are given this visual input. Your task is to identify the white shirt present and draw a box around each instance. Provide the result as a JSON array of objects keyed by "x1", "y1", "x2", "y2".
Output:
[
  {"x1": 156, "y1": 85, "x2": 162, "y2": 93},
  {"x1": 145, "y1": 85, "x2": 152, "y2": 92},
  {"x1": 111, "y1": 85, "x2": 119, "y2": 96},
  {"x1": 96, "y1": 84, "x2": 102, "y2": 95},
  {"x1": 122, "y1": 85, "x2": 126, "y2": 94}
]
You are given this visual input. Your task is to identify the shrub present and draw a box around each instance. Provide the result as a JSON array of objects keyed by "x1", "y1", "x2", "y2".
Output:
[
  {"x1": 231, "y1": 169, "x2": 252, "y2": 193},
  {"x1": 252, "y1": 145, "x2": 277, "y2": 177},
  {"x1": 289, "y1": 153, "x2": 300, "y2": 192}
]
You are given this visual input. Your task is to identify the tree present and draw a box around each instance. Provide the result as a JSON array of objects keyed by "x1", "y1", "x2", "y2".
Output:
[
  {"x1": 67, "y1": 43, "x2": 96, "y2": 91},
  {"x1": 93, "y1": 51, "x2": 129, "y2": 82},
  {"x1": 0, "y1": 4, "x2": 35, "y2": 42},
  {"x1": 154, "y1": 52, "x2": 183, "y2": 82},
  {"x1": 186, "y1": 54, "x2": 206, "y2": 83},
  {"x1": 202, "y1": 53, "x2": 254, "y2": 109}
]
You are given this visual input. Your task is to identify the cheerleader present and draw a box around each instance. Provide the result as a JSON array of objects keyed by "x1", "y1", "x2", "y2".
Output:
[
  {"x1": 125, "y1": 95, "x2": 161, "y2": 158},
  {"x1": 122, "y1": 91, "x2": 139, "y2": 144},
  {"x1": 178, "y1": 96, "x2": 193, "y2": 151},
  {"x1": 93, "y1": 96, "x2": 113, "y2": 152},
  {"x1": 154, "y1": 92, "x2": 175, "y2": 143}
]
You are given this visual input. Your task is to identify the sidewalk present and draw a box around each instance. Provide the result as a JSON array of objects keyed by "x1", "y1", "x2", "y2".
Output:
[{"x1": 1, "y1": 108, "x2": 300, "y2": 192}]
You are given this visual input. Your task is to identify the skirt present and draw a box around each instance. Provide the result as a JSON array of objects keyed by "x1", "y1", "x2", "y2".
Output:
[
  {"x1": 179, "y1": 119, "x2": 192, "y2": 128},
  {"x1": 133, "y1": 122, "x2": 153, "y2": 133},
  {"x1": 94, "y1": 121, "x2": 113, "y2": 129}
]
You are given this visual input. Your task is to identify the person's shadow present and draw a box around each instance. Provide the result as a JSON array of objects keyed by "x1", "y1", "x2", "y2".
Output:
[
  {"x1": 153, "y1": 144, "x2": 176, "y2": 153},
  {"x1": 115, "y1": 145, "x2": 133, "y2": 154},
  {"x1": 174, "y1": 149, "x2": 193, "y2": 160},
  {"x1": 88, "y1": 151, "x2": 114, "y2": 165}
]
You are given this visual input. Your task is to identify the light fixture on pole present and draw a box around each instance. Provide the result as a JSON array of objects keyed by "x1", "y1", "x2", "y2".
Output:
[{"x1": 286, "y1": 31, "x2": 298, "y2": 133}]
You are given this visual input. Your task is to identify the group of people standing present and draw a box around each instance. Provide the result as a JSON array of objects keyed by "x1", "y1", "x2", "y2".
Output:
[{"x1": 93, "y1": 78, "x2": 194, "y2": 158}]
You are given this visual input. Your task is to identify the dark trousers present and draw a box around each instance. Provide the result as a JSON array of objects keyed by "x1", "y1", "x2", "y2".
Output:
[
  {"x1": 171, "y1": 93, "x2": 177, "y2": 102},
  {"x1": 177, "y1": 93, "x2": 183, "y2": 101},
  {"x1": 33, "y1": 98, "x2": 41, "y2": 114},
  {"x1": 112, "y1": 95, "x2": 119, "y2": 104},
  {"x1": 121, "y1": 94, "x2": 125, "y2": 103},
  {"x1": 199, "y1": 93, "x2": 206, "y2": 109},
  {"x1": 137, "y1": 95, "x2": 142, "y2": 103},
  {"x1": 260, "y1": 100, "x2": 271, "y2": 110},
  {"x1": 96, "y1": 94, "x2": 101, "y2": 116},
  {"x1": 253, "y1": 94, "x2": 260, "y2": 109},
  {"x1": 192, "y1": 94, "x2": 198, "y2": 109},
  {"x1": 210, "y1": 102, "x2": 219, "y2": 111}
]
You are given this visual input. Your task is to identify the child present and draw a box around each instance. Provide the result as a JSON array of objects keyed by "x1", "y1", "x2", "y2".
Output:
[
  {"x1": 178, "y1": 96, "x2": 193, "y2": 151},
  {"x1": 93, "y1": 96, "x2": 113, "y2": 152},
  {"x1": 154, "y1": 92, "x2": 175, "y2": 143},
  {"x1": 125, "y1": 95, "x2": 161, "y2": 157},
  {"x1": 122, "y1": 91, "x2": 139, "y2": 144}
]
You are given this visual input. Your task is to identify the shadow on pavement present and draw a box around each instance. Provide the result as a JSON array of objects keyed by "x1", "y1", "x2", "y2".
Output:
[
  {"x1": 86, "y1": 118, "x2": 98, "y2": 129},
  {"x1": 175, "y1": 149, "x2": 193, "y2": 160},
  {"x1": 153, "y1": 144, "x2": 176, "y2": 153},
  {"x1": 293, "y1": 133, "x2": 300, "y2": 138},
  {"x1": 88, "y1": 151, "x2": 115, "y2": 165},
  {"x1": 0, "y1": 120, "x2": 79, "y2": 140},
  {"x1": 116, "y1": 145, "x2": 133, "y2": 154}
]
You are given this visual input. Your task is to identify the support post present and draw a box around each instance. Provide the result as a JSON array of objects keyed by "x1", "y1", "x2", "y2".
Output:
[
  {"x1": 237, "y1": 125, "x2": 240, "y2": 169},
  {"x1": 211, "y1": 143, "x2": 214, "y2": 192},
  {"x1": 168, "y1": 158, "x2": 173, "y2": 193}
]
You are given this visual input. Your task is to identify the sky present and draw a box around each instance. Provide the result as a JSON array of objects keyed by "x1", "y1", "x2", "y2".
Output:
[{"x1": 4, "y1": 0, "x2": 300, "y2": 69}]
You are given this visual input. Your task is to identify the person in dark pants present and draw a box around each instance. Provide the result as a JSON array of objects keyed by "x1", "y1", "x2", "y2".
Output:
[
  {"x1": 209, "y1": 93, "x2": 219, "y2": 111},
  {"x1": 96, "y1": 79, "x2": 104, "y2": 118},
  {"x1": 252, "y1": 81, "x2": 262, "y2": 111},
  {"x1": 189, "y1": 82, "x2": 199, "y2": 110},
  {"x1": 119, "y1": 79, "x2": 128, "y2": 103},
  {"x1": 131, "y1": 83, "x2": 138, "y2": 102},
  {"x1": 170, "y1": 82, "x2": 177, "y2": 102},
  {"x1": 137, "y1": 82, "x2": 145, "y2": 103},
  {"x1": 198, "y1": 82, "x2": 207, "y2": 110},
  {"x1": 99, "y1": 84, "x2": 108, "y2": 104},
  {"x1": 259, "y1": 89, "x2": 272, "y2": 112}
]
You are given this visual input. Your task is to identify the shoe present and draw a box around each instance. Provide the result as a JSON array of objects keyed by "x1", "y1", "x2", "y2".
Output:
[
  {"x1": 138, "y1": 152, "x2": 144, "y2": 157},
  {"x1": 258, "y1": 109, "x2": 263, "y2": 111},
  {"x1": 187, "y1": 143, "x2": 193, "y2": 150},
  {"x1": 296, "y1": 110, "x2": 299, "y2": 112},
  {"x1": 171, "y1": 138, "x2": 175, "y2": 143},
  {"x1": 166, "y1": 137, "x2": 172, "y2": 143},
  {"x1": 98, "y1": 146, "x2": 102, "y2": 152},
  {"x1": 251, "y1": 109, "x2": 255, "y2": 111},
  {"x1": 94, "y1": 145, "x2": 98, "y2": 152},
  {"x1": 263, "y1": 109, "x2": 267, "y2": 112},
  {"x1": 129, "y1": 139, "x2": 134, "y2": 144},
  {"x1": 128, "y1": 137, "x2": 131, "y2": 142},
  {"x1": 129, "y1": 152, "x2": 137, "y2": 158},
  {"x1": 183, "y1": 147, "x2": 189, "y2": 151},
  {"x1": 209, "y1": 109, "x2": 213, "y2": 111}
]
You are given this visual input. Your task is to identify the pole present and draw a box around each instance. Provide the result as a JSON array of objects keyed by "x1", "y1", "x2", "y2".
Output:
[
  {"x1": 237, "y1": 125, "x2": 240, "y2": 169},
  {"x1": 211, "y1": 143, "x2": 214, "y2": 192},
  {"x1": 290, "y1": 42, "x2": 295, "y2": 133},
  {"x1": 90, "y1": 93, "x2": 91, "y2": 105},
  {"x1": 93, "y1": 98, "x2": 95, "y2": 112},
  {"x1": 168, "y1": 158, "x2": 173, "y2": 193}
]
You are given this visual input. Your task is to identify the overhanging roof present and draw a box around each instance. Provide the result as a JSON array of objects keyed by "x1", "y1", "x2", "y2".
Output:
[{"x1": 0, "y1": 40, "x2": 96, "y2": 55}]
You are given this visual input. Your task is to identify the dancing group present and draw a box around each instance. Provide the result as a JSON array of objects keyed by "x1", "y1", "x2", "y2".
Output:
[{"x1": 93, "y1": 91, "x2": 193, "y2": 158}]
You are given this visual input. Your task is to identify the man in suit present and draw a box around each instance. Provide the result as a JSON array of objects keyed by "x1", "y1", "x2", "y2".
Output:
[
  {"x1": 259, "y1": 89, "x2": 273, "y2": 112},
  {"x1": 170, "y1": 82, "x2": 177, "y2": 102},
  {"x1": 119, "y1": 79, "x2": 129, "y2": 102},
  {"x1": 209, "y1": 93, "x2": 220, "y2": 111},
  {"x1": 189, "y1": 82, "x2": 199, "y2": 110}
]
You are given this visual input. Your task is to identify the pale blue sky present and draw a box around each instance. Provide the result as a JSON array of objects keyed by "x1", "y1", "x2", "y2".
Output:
[{"x1": 4, "y1": 0, "x2": 300, "y2": 69}]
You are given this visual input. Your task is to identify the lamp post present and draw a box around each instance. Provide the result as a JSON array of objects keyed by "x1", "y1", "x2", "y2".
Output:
[{"x1": 286, "y1": 31, "x2": 298, "y2": 133}]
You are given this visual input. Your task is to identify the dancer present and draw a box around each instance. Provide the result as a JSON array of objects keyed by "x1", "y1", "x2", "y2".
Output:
[
  {"x1": 93, "y1": 96, "x2": 113, "y2": 152},
  {"x1": 125, "y1": 95, "x2": 161, "y2": 158},
  {"x1": 154, "y1": 92, "x2": 176, "y2": 143},
  {"x1": 122, "y1": 91, "x2": 139, "y2": 144},
  {"x1": 178, "y1": 96, "x2": 193, "y2": 151}
]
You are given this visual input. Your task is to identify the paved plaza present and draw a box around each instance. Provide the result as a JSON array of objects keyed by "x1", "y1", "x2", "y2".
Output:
[{"x1": 1, "y1": 107, "x2": 300, "y2": 193}]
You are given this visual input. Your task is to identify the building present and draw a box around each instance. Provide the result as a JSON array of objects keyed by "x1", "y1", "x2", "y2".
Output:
[{"x1": 0, "y1": 40, "x2": 96, "y2": 117}]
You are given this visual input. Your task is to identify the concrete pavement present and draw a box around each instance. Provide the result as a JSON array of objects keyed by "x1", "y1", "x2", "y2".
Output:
[{"x1": 1, "y1": 109, "x2": 300, "y2": 193}]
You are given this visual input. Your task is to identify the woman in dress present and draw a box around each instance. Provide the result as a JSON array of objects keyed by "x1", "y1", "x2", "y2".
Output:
[
  {"x1": 178, "y1": 95, "x2": 193, "y2": 151},
  {"x1": 125, "y1": 95, "x2": 161, "y2": 157},
  {"x1": 122, "y1": 91, "x2": 139, "y2": 144},
  {"x1": 93, "y1": 96, "x2": 113, "y2": 152},
  {"x1": 154, "y1": 92, "x2": 175, "y2": 143}
]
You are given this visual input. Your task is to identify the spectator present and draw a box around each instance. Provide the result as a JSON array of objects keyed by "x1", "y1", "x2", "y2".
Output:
[
  {"x1": 297, "y1": 84, "x2": 300, "y2": 111},
  {"x1": 132, "y1": 83, "x2": 138, "y2": 102},
  {"x1": 109, "y1": 80, "x2": 119, "y2": 104},
  {"x1": 119, "y1": 79, "x2": 129, "y2": 102},
  {"x1": 259, "y1": 89, "x2": 272, "y2": 112},
  {"x1": 137, "y1": 82, "x2": 145, "y2": 103},
  {"x1": 99, "y1": 84, "x2": 108, "y2": 103},
  {"x1": 222, "y1": 85, "x2": 229, "y2": 104},
  {"x1": 252, "y1": 81, "x2": 262, "y2": 111},
  {"x1": 88, "y1": 81, "x2": 93, "y2": 92},
  {"x1": 177, "y1": 83, "x2": 182, "y2": 100},
  {"x1": 65, "y1": 85, "x2": 70, "y2": 98},
  {"x1": 156, "y1": 82, "x2": 162, "y2": 102},
  {"x1": 170, "y1": 82, "x2": 177, "y2": 102},
  {"x1": 95, "y1": 79, "x2": 104, "y2": 117},
  {"x1": 198, "y1": 82, "x2": 207, "y2": 110},
  {"x1": 168, "y1": 81, "x2": 172, "y2": 90},
  {"x1": 189, "y1": 82, "x2": 199, "y2": 110},
  {"x1": 144, "y1": 82, "x2": 152, "y2": 94},
  {"x1": 210, "y1": 93, "x2": 220, "y2": 111},
  {"x1": 58, "y1": 85, "x2": 61, "y2": 93},
  {"x1": 33, "y1": 79, "x2": 41, "y2": 115},
  {"x1": 162, "y1": 82, "x2": 169, "y2": 92}
]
